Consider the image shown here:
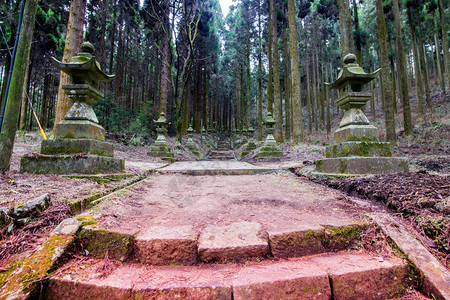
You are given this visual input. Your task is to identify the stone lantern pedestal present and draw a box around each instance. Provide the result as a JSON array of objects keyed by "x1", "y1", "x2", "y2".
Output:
[
  {"x1": 315, "y1": 54, "x2": 408, "y2": 174},
  {"x1": 20, "y1": 42, "x2": 124, "y2": 174},
  {"x1": 258, "y1": 112, "x2": 283, "y2": 159},
  {"x1": 147, "y1": 112, "x2": 175, "y2": 162}
]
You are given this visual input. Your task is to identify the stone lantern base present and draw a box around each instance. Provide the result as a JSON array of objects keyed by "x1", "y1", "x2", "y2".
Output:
[
  {"x1": 315, "y1": 140, "x2": 408, "y2": 174},
  {"x1": 147, "y1": 136, "x2": 175, "y2": 162},
  {"x1": 257, "y1": 134, "x2": 283, "y2": 159},
  {"x1": 239, "y1": 140, "x2": 257, "y2": 158},
  {"x1": 20, "y1": 138, "x2": 124, "y2": 174}
]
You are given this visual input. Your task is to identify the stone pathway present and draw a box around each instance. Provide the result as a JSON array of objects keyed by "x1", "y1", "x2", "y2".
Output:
[{"x1": 43, "y1": 161, "x2": 431, "y2": 299}]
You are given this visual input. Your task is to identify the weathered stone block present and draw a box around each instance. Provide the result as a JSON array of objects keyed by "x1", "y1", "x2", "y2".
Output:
[
  {"x1": 269, "y1": 226, "x2": 326, "y2": 258},
  {"x1": 79, "y1": 227, "x2": 134, "y2": 262},
  {"x1": 334, "y1": 124, "x2": 378, "y2": 142},
  {"x1": 233, "y1": 260, "x2": 331, "y2": 299},
  {"x1": 9, "y1": 193, "x2": 51, "y2": 219},
  {"x1": 41, "y1": 139, "x2": 114, "y2": 156},
  {"x1": 20, "y1": 155, "x2": 124, "y2": 174},
  {"x1": 315, "y1": 157, "x2": 409, "y2": 174},
  {"x1": 135, "y1": 225, "x2": 198, "y2": 266},
  {"x1": 55, "y1": 120, "x2": 105, "y2": 140},
  {"x1": 326, "y1": 141, "x2": 392, "y2": 158},
  {"x1": 198, "y1": 221, "x2": 269, "y2": 263}
]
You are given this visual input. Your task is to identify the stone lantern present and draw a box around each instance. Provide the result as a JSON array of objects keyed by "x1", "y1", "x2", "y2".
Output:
[
  {"x1": 240, "y1": 125, "x2": 257, "y2": 158},
  {"x1": 147, "y1": 112, "x2": 175, "y2": 161},
  {"x1": 258, "y1": 112, "x2": 283, "y2": 159},
  {"x1": 20, "y1": 42, "x2": 124, "y2": 174},
  {"x1": 315, "y1": 54, "x2": 408, "y2": 174},
  {"x1": 186, "y1": 124, "x2": 200, "y2": 156}
]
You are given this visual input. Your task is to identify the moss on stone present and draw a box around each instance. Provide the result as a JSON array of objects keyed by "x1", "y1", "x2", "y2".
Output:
[
  {"x1": 79, "y1": 227, "x2": 133, "y2": 261},
  {"x1": 64, "y1": 173, "x2": 133, "y2": 184},
  {"x1": 0, "y1": 234, "x2": 74, "y2": 299},
  {"x1": 322, "y1": 224, "x2": 366, "y2": 251},
  {"x1": 338, "y1": 159, "x2": 348, "y2": 173}
]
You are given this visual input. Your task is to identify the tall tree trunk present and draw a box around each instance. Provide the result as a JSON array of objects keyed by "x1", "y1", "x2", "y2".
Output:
[
  {"x1": 407, "y1": 6, "x2": 424, "y2": 114},
  {"x1": 19, "y1": 60, "x2": 32, "y2": 131},
  {"x1": 270, "y1": 0, "x2": 283, "y2": 143},
  {"x1": 352, "y1": 0, "x2": 362, "y2": 65},
  {"x1": 306, "y1": 45, "x2": 312, "y2": 133},
  {"x1": 159, "y1": 1, "x2": 170, "y2": 116},
  {"x1": 258, "y1": 0, "x2": 263, "y2": 140},
  {"x1": 338, "y1": 0, "x2": 355, "y2": 57},
  {"x1": 417, "y1": 28, "x2": 431, "y2": 108},
  {"x1": 0, "y1": 0, "x2": 38, "y2": 171},
  {"x1": 282, "y1": 8, "x2": 291, "y2": 141},
  {"x1": 392, "y1": 0, "x2": 413, "y2": 136},
  {"x1": 376, "y1": 0, "x2": 397, "y2": 144},
  {"x1": 287, "y1": 0, "x2": 303, "y2": 143},
  {"x1": 434, "y1": 13, "x2": 446, "y2": 94},
  {"x1": 437, "y1": 0, "x2": 449, "y2": 91},
  {"x1": 53, "y1": 0, "x2": 87, "y2": 132},
  {"x1": 267, "y1": 0, "x2": 273, "y2": 115}
]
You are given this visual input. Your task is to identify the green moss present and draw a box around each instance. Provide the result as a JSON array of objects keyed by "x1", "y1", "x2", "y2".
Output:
[
  {"x1": 346, "y1": 135, "x2": 378, "y2": 142},
  {"x1": 322, "y1": 224, "x2": 366, "y2": 251},
  {"x1": 79, "y1": 228, "x2": 133, "y2": 261},
  {"x1": 64, "y1": 173, "x2": 133, "y2": 184},
  {"x1": 338, "y1": 159, "x2": 348, "y2": 173},
  {"x1": 76, "y1": 215, "x2": 97, "y2": 226},
  {"x1": 0, "y1": 234, "x2": 73, "y2": 298}
]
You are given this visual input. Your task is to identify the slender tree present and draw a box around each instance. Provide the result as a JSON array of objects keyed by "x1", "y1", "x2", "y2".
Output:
[
  {"x1": 392, "y1": 0, "x2": 413, "y2": 136},
  {"x1": 376, "y1": 0, "x2": 397, "y2": 144},
  {"x1": 0, "y1": 0, "x2": 39, "y2": 171},
  {"x1": 288, "y1": 0, "x2": 303, "y2": 144},
  {"x1": 53, "y1": 0, "x2": 87, "y2": 132}
]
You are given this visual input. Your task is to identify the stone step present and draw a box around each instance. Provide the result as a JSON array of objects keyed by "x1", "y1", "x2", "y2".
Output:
[
  {"x1": 46, "y1": 252, "x2": 410, "y2": 299},
  {"x1": 78, "y1": 222, "x2": 365, "y2": 266}
]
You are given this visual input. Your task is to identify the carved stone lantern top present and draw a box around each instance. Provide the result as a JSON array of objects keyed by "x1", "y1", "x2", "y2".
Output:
[
  {"x1": 327, "y1": 54, "x2": 379, "y2": 93},
  {"x1": 51, "y1": 42, "x2": 115, "y2": 92}
]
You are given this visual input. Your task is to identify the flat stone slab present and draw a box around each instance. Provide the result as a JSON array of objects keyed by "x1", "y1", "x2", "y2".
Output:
[
  {"x1": 315, "y1": 156, "x2": 409, "y2": 174},
  {"x1": 135, "y1": 225, "x2": 198, "y2": 265},
  {"x1": 311, "y1": 253, "x2": 409, "y2": 300},
  {"x1": 20, "y1": 154, "x2": 125, "y2": 174},
  {"x1": 198, "y1": 221, "x2": 269, "y2": 262},
  {"x1": 159, "y1": 161, "x2": 276, "y2": 175},
  {"x1": 46, "y1": 252, "x2": 408, "y2": 300},
  {"x1": 41, "y1": 139, "x2": 114, "y2": 156}
]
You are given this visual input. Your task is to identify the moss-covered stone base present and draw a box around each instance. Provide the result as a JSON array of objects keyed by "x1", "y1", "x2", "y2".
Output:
[
  {"x1": 147, "y1": 145, "x2": 175, "y2": 162},
  {"x1": 257, "y1": 146, "x2": 283, "y2": 159},
  {"x1": 55, "y1": 120, "x2": 105, "y2": 141},
  {"x1": 326, "y1": 141, "x2": 392, "y2": 158},
  {"x1": 20, "y1": 154, "x2": 125, "y2": 174},
  {"x1": 41, "y1": 139, "x2": 114, "y2": 156},
  {"x1": 315, "y1": 157, "x2": 409, "y2": 174}
]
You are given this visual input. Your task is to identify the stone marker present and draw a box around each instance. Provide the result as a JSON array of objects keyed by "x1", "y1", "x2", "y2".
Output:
[
  {"x1": 258, "y1": 112, "x2": 283, "y2": 159},
  {"x1": 147, "y1": 112, "x2": 175, "y2": 162},
  {"x1": 315, "y1": 54, "x2": 408, "y2": 174},
  {"x1": 20, "y1": 42, "x2": 124, "y2": 174}
]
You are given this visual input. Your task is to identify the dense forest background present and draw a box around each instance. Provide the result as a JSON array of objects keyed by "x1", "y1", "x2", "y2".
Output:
[{"x1": 0, "y1": 0, "x2": 448, "y2": 146}]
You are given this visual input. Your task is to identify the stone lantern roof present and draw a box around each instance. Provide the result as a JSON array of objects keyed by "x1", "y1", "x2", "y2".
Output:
[
  {"x1": 327, "y1": 54, "x2": 380, "y2": 92},
  {"x1": 51, "y1": 42, "x2": 115, "y2": 90}
]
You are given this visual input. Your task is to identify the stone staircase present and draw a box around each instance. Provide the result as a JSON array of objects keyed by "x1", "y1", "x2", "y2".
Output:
[
  {"x1": 45, "y1": 221, "x2": 412, "y2": 299},
  {"x1": 208, "y1": 139, "x2": 235, "y2": 160}
]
